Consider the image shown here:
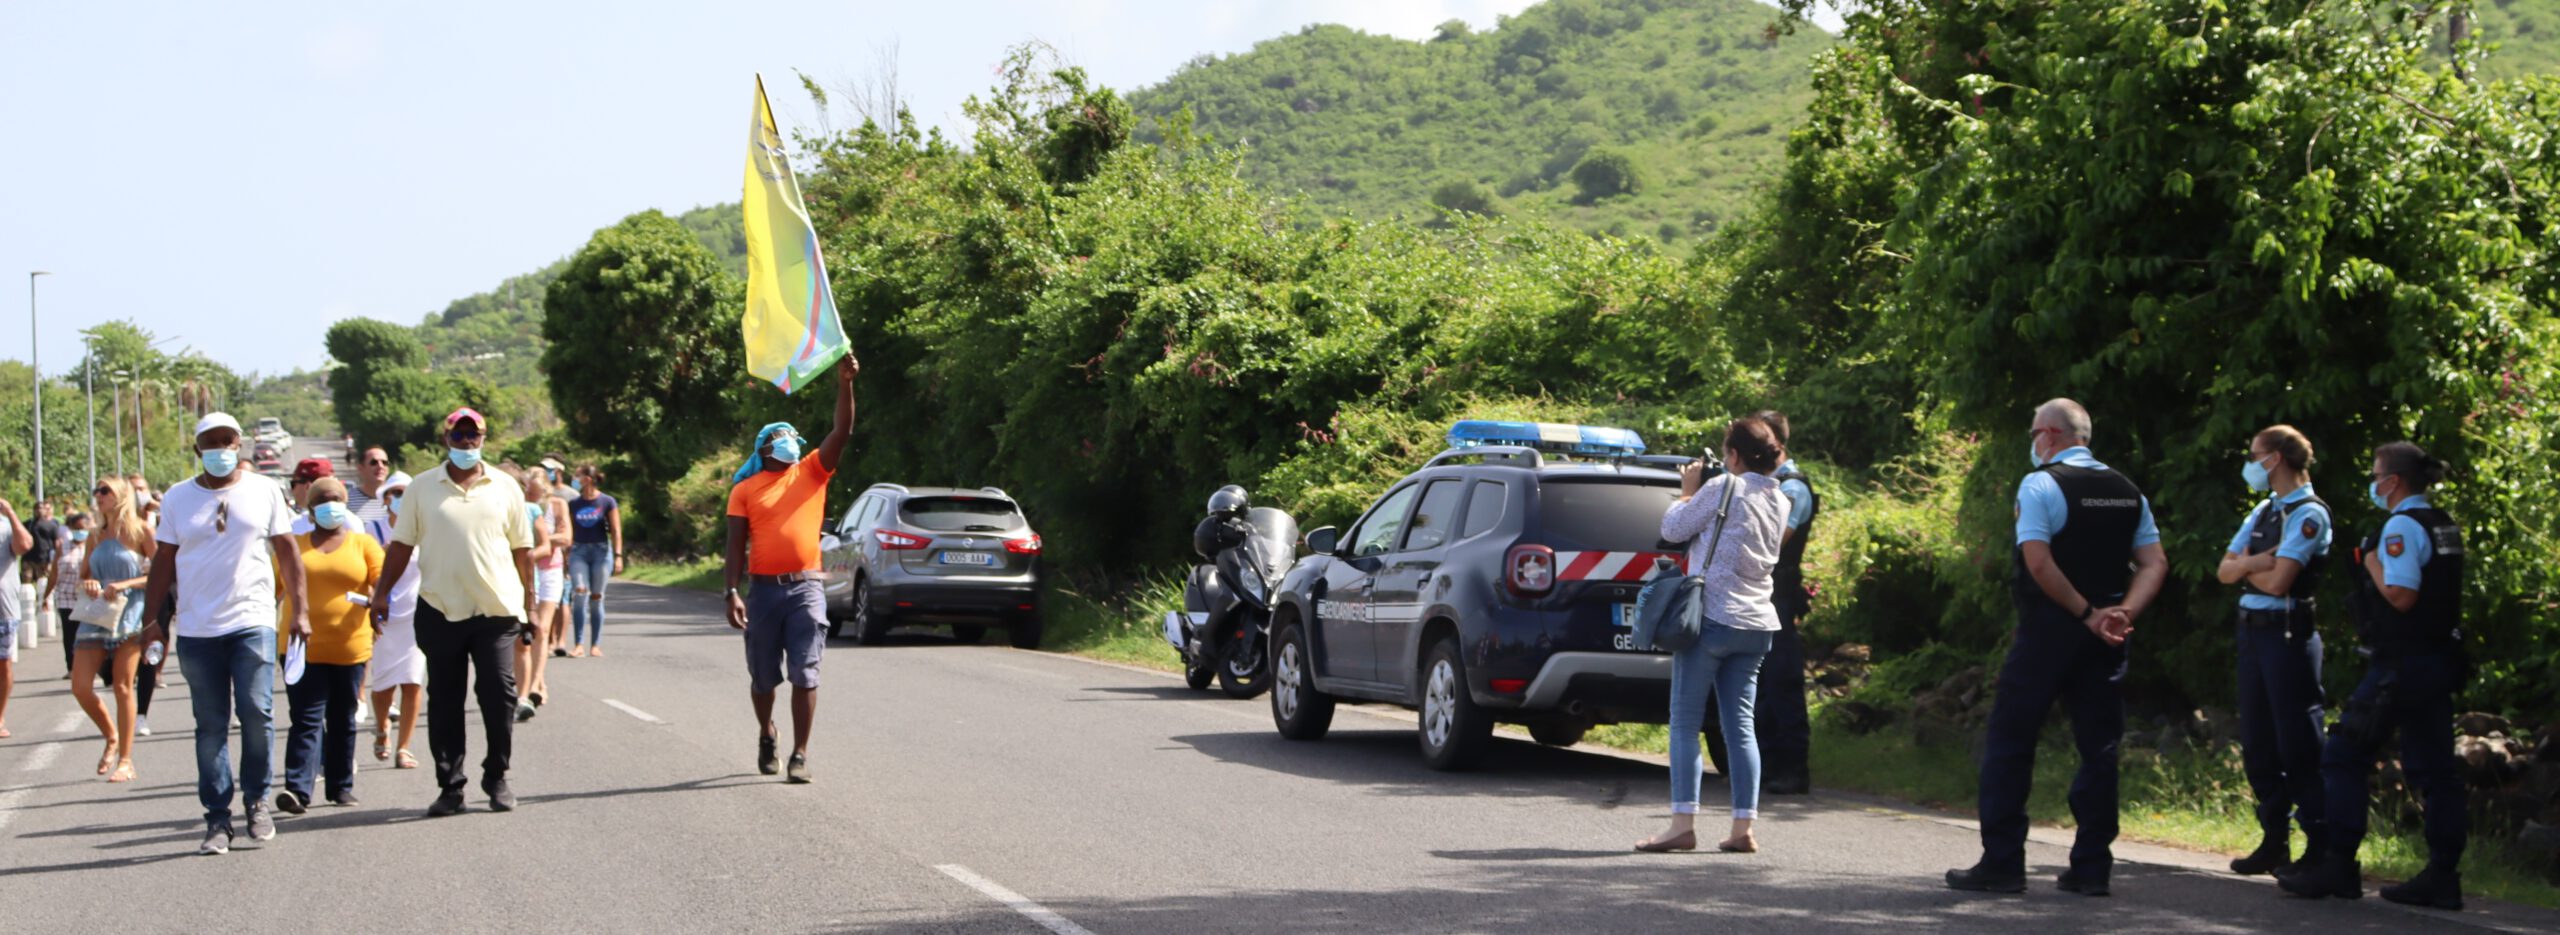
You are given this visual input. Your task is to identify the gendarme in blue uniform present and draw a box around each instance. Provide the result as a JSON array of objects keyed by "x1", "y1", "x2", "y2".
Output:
[
  {"x1": 1976, "y1": 445, "x2": 2156, "y2": 885},
  {"x1": 2224, "y1": 482, "x2": 2333, "y2": 871}
]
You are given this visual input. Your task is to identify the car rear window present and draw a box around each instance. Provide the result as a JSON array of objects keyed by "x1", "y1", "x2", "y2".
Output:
[
  {"x1": 898, "y1": 496, "x2": 1024, "y2": 532},
  {"x1": 1532, "y1": 479, "x2": 1679, "y2": 551}
]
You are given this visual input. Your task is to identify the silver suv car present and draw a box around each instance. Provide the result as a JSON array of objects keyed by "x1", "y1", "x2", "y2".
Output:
[{"x1": 819, "y1": 484, "x2": 1045, "y2": 648}]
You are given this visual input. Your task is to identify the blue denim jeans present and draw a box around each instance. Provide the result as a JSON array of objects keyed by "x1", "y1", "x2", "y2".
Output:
[
  {"x1": 176, "y1": 627, "x2": 276, "y2": 827},
  {"x1": 282, "y1": 661, "x2": 366, "y2": 801},
  {"x1": 566, "y1": 543, "x2": 613, "y2": 646},
  {"x1": 1669, "y1": 624, "x2": 1774, "y2": 818}
]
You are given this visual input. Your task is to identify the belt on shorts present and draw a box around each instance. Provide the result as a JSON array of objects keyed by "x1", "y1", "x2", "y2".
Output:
[{"x1": 749, "y1": 571, "x2": 825, "y2": 585}]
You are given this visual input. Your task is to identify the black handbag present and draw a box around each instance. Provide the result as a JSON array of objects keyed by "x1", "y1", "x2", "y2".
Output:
[{"x1": 1631, "y1": 476, "x2": 1736, "y2": 653}]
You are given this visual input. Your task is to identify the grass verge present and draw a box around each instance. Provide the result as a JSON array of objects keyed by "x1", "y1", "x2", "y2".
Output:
[
  {"x1": 622, "y1": 557, "x2": 722, "y2": 592},
  {"x1": 1040, "y1": 572, "x2": 1188, "y2": 672}
]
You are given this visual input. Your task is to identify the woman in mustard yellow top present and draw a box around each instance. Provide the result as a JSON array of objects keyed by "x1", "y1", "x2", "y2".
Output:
[{"x1": 278, "y1": 477, "x2": 383, "y2": 813}]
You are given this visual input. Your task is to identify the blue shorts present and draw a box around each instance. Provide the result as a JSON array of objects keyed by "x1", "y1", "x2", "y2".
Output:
[
  {"x1": 0, "y1": 617, "x2": 16, "y2": 661},
  {"x1": 745, "y1": 579, "x2": 826, "y2": 694}
]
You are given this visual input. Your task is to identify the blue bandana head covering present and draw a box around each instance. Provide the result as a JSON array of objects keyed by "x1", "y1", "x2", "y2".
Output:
[{"x1": 731, "y1": 422, "x2": 800, "y2": 485}]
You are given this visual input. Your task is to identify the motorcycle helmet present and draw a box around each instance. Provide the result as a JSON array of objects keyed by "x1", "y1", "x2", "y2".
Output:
[{"x1": 1205, "y1": 485, "x2": 1249, "y2": 518}]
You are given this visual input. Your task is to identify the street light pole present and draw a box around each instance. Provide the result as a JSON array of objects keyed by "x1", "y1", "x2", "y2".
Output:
[
  {"x1": 111, "y1": 372, "x2": 124, "y2": 475},
  {"x1": 29, "y1": 271, "x2": 49, "y2": 503},
  {"x1": 83, "y1": 335, "x2": 96, "y2": 490}
]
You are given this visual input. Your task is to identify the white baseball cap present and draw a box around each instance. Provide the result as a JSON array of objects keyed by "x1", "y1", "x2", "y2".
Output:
[{"x1": 193, "y1": 412, "x2": 243, "y2": 439}]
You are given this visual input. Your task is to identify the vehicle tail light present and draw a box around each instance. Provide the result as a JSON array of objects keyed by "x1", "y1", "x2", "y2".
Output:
[
  {"x1": 875, "y1": 529, "x2": 932, "y2": 550},
  {"x1": 1489, "y1": 678, "x2": 1529, "y2": 694},
  {"x1": 1004, "y1": 535, "x2": 1043, "y2": 555},
  {"x1": 1505, "y1": 544, "x2": 1556, "y2": 598}
]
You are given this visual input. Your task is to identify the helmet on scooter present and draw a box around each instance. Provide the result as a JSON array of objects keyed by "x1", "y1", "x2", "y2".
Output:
[{"x1": 1205, "y1": 485, "x2": 1249, "y2": 518}]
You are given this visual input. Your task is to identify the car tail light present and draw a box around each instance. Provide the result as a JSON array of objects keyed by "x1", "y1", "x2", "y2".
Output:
[
  {"x1": 1490, "y1": 678, "x2": 1529, "y2": 694},
  {"x1": 1004, "y1": 534, "x2": 1042, "y2": 555},
  {"x1": 874, "y1": 529, "x2": 932, "y2": 550},
  {"x1": 1506, "y1": 544, "x2": 1556, "y2": 598}
]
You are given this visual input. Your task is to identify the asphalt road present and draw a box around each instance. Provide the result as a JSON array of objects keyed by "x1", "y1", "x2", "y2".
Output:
[{"x1": 4, "y1": 582, "x2": 2553, "y2": 934}]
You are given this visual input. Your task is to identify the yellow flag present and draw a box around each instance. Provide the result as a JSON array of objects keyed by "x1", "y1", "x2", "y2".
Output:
[{"x1": 742, "y1": 74, "x2": 850, "y2": 393}]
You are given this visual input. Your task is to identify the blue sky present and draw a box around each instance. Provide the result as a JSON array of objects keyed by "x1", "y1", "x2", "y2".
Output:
[{"x1": 2, "y1": 0, "x2": 1816, "y2": 377}]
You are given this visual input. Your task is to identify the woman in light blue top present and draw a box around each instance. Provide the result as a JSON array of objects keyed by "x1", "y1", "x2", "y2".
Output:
[
  {"x1": 73, "y1": 477, "x2": 156, "y2": 783},
  {"x1": 1637, "y1": 418, "x2": 1793, "y2": 855}
]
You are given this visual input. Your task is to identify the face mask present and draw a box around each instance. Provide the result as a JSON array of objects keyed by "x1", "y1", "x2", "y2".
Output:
[
  {"x1": 201, "y1": 448, "x2": 239, "y2": 478},
  {"x1": 2242, "y1": 458, "x2": 2272, "y2": 493},
  {"x1": 71, "y1": 530, "x2": 89, "y2": 542},
  {"x1": 312, "y1": 502, "x2": 349, "y2": 530},
  {"x1": 768, "y1": 436, "x2": 803, "y2": 465},
  {"x1": 447, "y1": 447, "x2": 482, "y2": 470},
  {"x1": 2027, "y1": 437, "x2": 2044, "y2": 468},
  {"x1": 387, "y1": 493, "x2": 403, "y2": 515},
  {"x1": 2368, "y1": 480, "x2": 2390, "y2": 511}
]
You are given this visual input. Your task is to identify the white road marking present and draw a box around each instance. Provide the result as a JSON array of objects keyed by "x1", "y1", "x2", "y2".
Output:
[
  {"x1": 934, "y1": 864, "x2": 1096, "y2": 935},
  {"x1": 602, "y1": 699, "x2": 665, "y2": 724},
  {"x1": 0, "y1": 712, "x2": 93, "y2": 832}
]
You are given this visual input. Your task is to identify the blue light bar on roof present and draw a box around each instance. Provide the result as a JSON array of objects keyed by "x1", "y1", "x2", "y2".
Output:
[{"x1": 1447, "y1": 420, "x2": 1647, "y2": 458}]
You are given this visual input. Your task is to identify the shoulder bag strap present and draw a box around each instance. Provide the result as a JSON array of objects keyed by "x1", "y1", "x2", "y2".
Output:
[{"x1": 1698, "y1": 475, "x2": 1740, "y2": 575}]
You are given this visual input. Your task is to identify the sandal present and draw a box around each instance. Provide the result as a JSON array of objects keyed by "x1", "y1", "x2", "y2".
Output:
[
  {"x1": 98, "y1": 742, "x2": 118, "y2": 775},
  {"x1": 108, "y1": 760, "x2": 136, "y2": 783},
  {"x1": 375, "y1": 733, "x2": 391, "y2": 762},
  {"x1": 396, "y1": 749, "x2": 419, "y2": 769}
]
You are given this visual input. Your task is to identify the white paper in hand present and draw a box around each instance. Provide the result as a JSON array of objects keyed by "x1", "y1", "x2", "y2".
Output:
[{"x1": 283, "y1": 634, "x2": 308, "y2": 686}]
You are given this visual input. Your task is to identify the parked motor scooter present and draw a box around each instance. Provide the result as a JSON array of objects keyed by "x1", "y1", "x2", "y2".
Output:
[{"x1": 1163, "y1": 486, "x2": 1296, "y2": 699}]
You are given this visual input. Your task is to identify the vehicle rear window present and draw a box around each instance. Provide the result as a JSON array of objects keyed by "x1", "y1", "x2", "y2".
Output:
[
  {"x1": 898, "y1": 497, "x2": 1024, "y2": 532},
  {"x1": 1533, "y1": 480, "x2": 1679, "y2": 551}
]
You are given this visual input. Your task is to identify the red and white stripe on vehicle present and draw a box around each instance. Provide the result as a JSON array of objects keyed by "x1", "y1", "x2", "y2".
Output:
[{"x1": 1553, "y1": 551, "x2": 1684, "y2": 582}]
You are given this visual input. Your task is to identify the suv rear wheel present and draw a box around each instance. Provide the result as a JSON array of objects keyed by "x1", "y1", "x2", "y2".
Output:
[
  {"x1": 1271, "y1": 620, "x2": 1334, "y2": 740},
  {"x1": 1007, "y1": 612, "x2": 1043, "y2": 650},
  {"x1": 1418, "y1": 638, "x2": 1494, "y2": 771},
  {"x1": 853, "y1": 577, "x2": 893, "y2": 645}
]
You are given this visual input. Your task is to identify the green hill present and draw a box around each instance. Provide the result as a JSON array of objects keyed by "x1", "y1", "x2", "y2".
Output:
[
  {"x1": 1126, "y1": 0, "x2": 1832, "y2": 243},
  {"x1": 2471, "y1": 0, "x2": 2560, "y2": 80}
]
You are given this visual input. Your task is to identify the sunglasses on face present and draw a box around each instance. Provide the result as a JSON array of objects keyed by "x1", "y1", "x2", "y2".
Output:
[
  {"x1": 362, "y1": 457, "x2": 389, "y2": 466},
  {"x1": 93, "y1": 487, "x2": 112, "y2": 497},
  {"x1": 447, "y1": 431, "x2": 484, "y2": 443}
]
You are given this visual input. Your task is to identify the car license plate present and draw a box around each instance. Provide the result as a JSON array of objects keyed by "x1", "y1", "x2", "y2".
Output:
[
  {"x1": 937, "y1": 552, "x2": 997, "y2": 567},
  {"x1": 1610, "y1": 603, "x2": 1648, "y2": 652}
]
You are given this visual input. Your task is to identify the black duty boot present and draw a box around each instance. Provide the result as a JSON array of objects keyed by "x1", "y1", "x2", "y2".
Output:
[
  {"x1": 2275, "y1": 852, "x2": 2361, "y2": 900},
  {"x1": 1944, "y1": 862, "x2": 2027, "y2": 894},
  {"x1": 2229, "y1": 837, "x2": 2290, "y2": 876},
  {"x1": 2378, "y1": 866, "x2": 2462, "y2": 912}
]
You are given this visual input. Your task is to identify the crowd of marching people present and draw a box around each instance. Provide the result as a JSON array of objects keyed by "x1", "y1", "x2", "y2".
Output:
[{"x1": 0, "y1": 408, "x2": 626, "y2": 853}]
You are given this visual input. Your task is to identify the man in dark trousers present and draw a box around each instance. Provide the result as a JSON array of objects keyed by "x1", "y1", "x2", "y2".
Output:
[
  {"x1": 372, "y1": 408, "x2": 536, "y2": 817},
  {"x1": 724, "y1": 356, "x2": 858, "y2": 783},
  {"x1": 1948, "y1": 398, "x2": 2167, "y2": 897},
  {"x1": 1705, "y1": 410, "x2": 1816, "y2": 794}
]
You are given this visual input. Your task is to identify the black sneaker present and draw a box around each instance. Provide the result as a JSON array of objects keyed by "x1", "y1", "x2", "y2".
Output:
[
  {"x1": 786, "y1": 753, "x2": 811, "y2": 784},
  {"x1": 2378, "y1": 867, "x2": 2462, "y2": 912},
  {"x1": 487, "y1": 778, "x2": 517, "y2": 813},
  {"x1": 1945, "y1": 863, "x2": 2027, "y2": 894},
  {"x1": 2056, "y1": 869, "x2": 2111, "y2": 897},
  {"x1": 274, "y1": 790, "x2": 308, "y2": 815},
  {"x1": 426, "y1": 791, "x2": 467, "y2": 818},
  {"x1": 2276, "y1": 854, "x2": 2362, "y2": 900},
  {"x1": 329, "y1": 789, "x2": 361, "y2": 808},
  {"x1": 199, "y1": 822, "x2": 233, "y2": 855},
  {"x1": 2229, "y1": 839, "x2": 2290, "y2": 876},
  {"x1": 758, "y1": 734, "x2": 780, "y2": 776}
]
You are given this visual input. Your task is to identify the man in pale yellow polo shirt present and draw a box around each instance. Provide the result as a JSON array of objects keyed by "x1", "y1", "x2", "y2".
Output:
[{"x1": 371, "y1": 408, "x2": 534, "y2": 818}]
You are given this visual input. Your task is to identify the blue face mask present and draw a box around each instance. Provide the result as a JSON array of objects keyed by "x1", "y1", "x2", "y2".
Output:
[
  {"x1": 312, "y1": 502, "x2": 349, "y2": 530},
  {"x1": 2369, "y1": 480, "x2": 2390, "y2": 511},
  {"x1": 71, "y1": 530, "x2": 90, "y2": 542},
  {"x1": 447, "y1": 447, "x2": 482, "y2": 470},
  {"x1": 767, "y1": 435, "x2": 803, "y2": 465},
  {"x1": 387, "y1": 493, "x2": 403, "y2": 515},
  {"x1": 2242, "y1": 457, "x2": 2272, "y2": 493},
  {"x1": 201, "y1": 447, "x2": 239, "y2": 478},
  {"x1": 2027, "y1": 438, "x2": 2044, "y2": 468}
]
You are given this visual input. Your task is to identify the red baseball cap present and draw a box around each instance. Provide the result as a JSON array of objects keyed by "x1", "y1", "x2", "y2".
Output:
[
  {"x1": 444, "y1": 407, "x2": 486, "y2": 430},
  {"x1": 292, "y1": 457, "x2": 336, "y2": 484}
]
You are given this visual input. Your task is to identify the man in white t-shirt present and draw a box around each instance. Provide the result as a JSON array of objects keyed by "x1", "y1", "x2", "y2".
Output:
[{"x1": 141, "y1": 412, "x2": 309, "y2": 856}]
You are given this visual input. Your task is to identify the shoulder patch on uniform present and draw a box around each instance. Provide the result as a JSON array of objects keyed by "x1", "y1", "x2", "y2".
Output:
[
  {"x1": 2384, "y1": 534, "x2": 2405, "y2": 559},
  {"x1": 2300, "y1": 517, "x2": 2320, "y2": 540}
]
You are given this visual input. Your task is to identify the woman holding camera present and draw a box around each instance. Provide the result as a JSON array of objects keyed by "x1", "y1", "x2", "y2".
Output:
[{"x1": 1637, "y1": 418, "x2": 1793, "y2": 854}]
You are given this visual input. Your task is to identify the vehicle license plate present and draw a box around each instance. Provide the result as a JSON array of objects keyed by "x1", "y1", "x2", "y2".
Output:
[
  {"x1": 1611, "y1": 603, "x2": 1642, "y2": 651},
  {"x1": 938, "y1": 552, "x2": 997, "y2": 567}
]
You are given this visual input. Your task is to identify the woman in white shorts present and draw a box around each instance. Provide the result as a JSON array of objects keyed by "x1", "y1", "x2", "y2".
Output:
[
  {"x1": 515, "y1": 467, "x2": 571, "y2": 723},
  {"x1": 367, "y1": 480, "x2": 424, "y2": 768}
]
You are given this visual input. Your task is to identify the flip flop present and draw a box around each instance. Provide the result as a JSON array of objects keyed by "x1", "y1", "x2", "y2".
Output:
[{"x1": 108, "y1": 761, "x2": 136, "y2": 783}]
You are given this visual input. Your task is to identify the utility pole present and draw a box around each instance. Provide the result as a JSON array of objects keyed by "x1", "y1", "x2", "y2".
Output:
[
  {"x1": 84, "y1": 334, "x2": 95, "y2": 490},
  {"x1": 29, "y1": 271, "x2": 49, "y2": 502},
  {"x1": 111, "y1": 372, "x2": 125, "y2": 475}
]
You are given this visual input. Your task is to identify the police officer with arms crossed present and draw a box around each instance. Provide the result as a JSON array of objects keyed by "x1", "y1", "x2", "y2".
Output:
[
  {"x1": 2216, "y1": 425, "x2": 2332, "y2": 876},
  {"x1": 1947, "y1": 398, "x2": 2167, "y2": 897},
  {"x1": 2278, "y1": 441, "x2": 2467, "y2": 910}
]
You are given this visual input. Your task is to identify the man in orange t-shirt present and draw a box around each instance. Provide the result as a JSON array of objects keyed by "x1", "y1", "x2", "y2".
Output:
[{"x1": 724, "y1": 356, "x2": 858, "y2": 783}]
